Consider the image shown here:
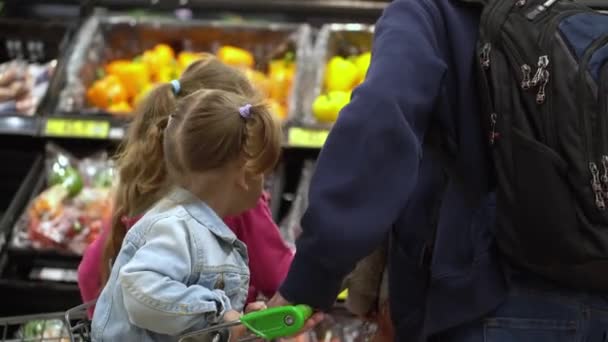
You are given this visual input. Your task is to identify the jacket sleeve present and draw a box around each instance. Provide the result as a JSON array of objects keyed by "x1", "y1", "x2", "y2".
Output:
[
  {"x1": 118, "y1": 217, "x2": 231, "y2": 336},
  {"x1": 279, "y1": 0, "x2": 447, "y2": 310}
]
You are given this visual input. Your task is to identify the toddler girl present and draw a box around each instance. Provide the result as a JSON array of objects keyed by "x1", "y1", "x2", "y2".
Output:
[
  {"x1": 78, "y1": 57, "x2": 293, "y2": 318},
  {"x1": 91, "y1": 67, "x2": 282, "y2": 340}
]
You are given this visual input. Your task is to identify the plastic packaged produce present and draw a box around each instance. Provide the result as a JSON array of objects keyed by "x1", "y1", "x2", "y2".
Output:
[
  {"x1": 278, "y1": 160, "x2": 315, "y2": 248},
  {"x1": 10, "y1": 144, "x2": 114, "y2": 255},
  {"x1": 0, "y1": 60, "x2": 56, "y2": 116},
  {"x1": 17, "y1": 319, "x2": 70, "y2": 342},
  {"x1": 279, "y1": 311, "x2": 376, "y2": 342}
]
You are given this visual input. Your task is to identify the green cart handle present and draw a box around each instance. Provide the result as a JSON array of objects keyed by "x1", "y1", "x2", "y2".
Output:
[{"x1": 240, "y1": 305, "x2": 313, "y2": 339}]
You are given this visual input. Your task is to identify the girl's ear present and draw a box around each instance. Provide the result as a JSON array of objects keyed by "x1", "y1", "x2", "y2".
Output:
[{"x1": 235, "y1": 168, "x2": 249, "y2": 191}]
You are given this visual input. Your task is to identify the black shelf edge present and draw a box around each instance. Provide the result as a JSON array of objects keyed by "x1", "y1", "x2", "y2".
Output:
[{"x1": 0, "y1": 115, "x2": 41, "y2": 137}]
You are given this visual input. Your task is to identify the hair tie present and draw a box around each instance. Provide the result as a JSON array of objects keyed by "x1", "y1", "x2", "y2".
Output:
[
  {"x1": 170, "y1": 80, "x2": 181, "y2": 95},
  {"x1": 239, "y1": 104, "x2": 252, "y2": 119}
]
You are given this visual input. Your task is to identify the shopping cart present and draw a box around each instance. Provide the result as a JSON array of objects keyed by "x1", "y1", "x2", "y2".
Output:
[
  {"x1": 0, "y1": 301, "x2": 92, "y2": 342},
  {"x1": 0, "y1": 303, "x2": 312, "y2": 342}
]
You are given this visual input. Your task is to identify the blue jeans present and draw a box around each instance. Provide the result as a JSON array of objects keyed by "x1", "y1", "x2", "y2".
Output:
[{"x1": 436, "y1": 271, "x2": 608, "y2": 342}]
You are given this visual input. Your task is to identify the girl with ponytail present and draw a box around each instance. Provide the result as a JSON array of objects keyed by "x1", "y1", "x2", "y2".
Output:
[{"x1": 77, "y1": 55, "x2": 293, "y2": 319}]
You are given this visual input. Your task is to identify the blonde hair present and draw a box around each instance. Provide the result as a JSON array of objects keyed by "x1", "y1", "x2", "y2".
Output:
[
  {"x1": 101, "y1": 55, "x2": 265, "y2": 284},
  {"x1": 163, "y1": 89, "x2": 281, "y2": 179}
]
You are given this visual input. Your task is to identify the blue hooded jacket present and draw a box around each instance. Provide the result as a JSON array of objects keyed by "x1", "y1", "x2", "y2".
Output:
[{"x1": 280, "y1": 0, "x2": 507, "y2": 340}]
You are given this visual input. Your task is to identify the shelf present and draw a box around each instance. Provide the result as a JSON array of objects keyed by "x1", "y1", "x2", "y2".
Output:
[
  {"x1": 41, "y1": 115, "x2": 127, "y2": 141},
  {"x1": 286, "y1": 126, "x2": 330, "y2": 149},
  {"x1": 0, "y1": 113, "x2": 328, "y2": 148},
  {"x1": 14, "y1": 0, "x2": 388, "y2": 18}
]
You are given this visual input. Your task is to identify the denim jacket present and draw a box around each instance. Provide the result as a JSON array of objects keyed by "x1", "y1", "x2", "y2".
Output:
[{"x1": 92, "y1": 187, "x2": 250, "y2": 341}]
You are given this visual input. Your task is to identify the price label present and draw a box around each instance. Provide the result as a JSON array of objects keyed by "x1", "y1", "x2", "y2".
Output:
[
  {"x1": 45, "y1": 118, "x2": 110, "y2": 139},
  {"x1": 287, "y1": 127, "x2": 329, "y2": 148}
]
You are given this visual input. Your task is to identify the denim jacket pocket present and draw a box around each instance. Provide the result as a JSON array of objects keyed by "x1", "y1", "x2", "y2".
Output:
[{"x1": 199, "y1": 271, "x2": 249, "y2": 312}]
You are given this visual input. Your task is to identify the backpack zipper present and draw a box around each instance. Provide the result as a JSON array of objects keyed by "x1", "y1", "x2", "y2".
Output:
[
  {"x1": 600, "y1": 65, "x2": 608, "y2": 196},
  {"x1": 521, "y1": 64, "x2": 532, "y2": 89},
  {"x1": 579, "y1": 35, "x2": 608, "y2": 210},
  {"x1": 526, "y1": 0, "x2": 560, "y2": 21},
  {"x1": 536, "y1": 69, "x2": 550, "y2": 104},
  {"x1": 480, "y1": 43, "x2": 491, "y2": 70},
  {"x1": 601, "y1": 156, "x2": 608, "y2": 200},
  {"x1": 489, "y1": 112, "x2": 499, "y2": 145},
  {"x1": 590, "y1": 162, "x2": 606, "y2": 210}
]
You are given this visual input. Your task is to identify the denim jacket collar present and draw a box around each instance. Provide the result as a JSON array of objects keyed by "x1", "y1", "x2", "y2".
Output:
[{"x1": 167, "y1": 186, "x2": 237, "y2": 244}]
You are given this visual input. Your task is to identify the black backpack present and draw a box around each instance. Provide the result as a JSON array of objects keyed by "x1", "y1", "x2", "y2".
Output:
[{"x1": 471, "y1": 0, "x2": 608, "y2": 290}]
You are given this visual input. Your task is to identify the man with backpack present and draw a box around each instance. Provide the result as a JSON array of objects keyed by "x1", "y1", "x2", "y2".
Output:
[{"x1": 269, "y1": 0, "x2": 608, "y2": 340}]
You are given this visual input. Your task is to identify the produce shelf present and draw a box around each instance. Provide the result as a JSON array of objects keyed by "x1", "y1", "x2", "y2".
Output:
[
  {"x1": 41, "y1": 115, "x2": 127, "y2": 141},
  {"x1": 0, "y1": 115, "x2": 41, "y2": 137},
  {"x1": 0, "y1": 19, "x2": 72, "y2": 119}
]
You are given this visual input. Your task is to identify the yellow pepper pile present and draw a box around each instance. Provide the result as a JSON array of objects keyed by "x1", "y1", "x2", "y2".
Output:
[
  {"x1": 87, "y1": 43, "x2": 296, "y2": 121},
  {"x1": 312, "y1": 52, "x2": 371, "y2": 124},
  {"x1": 217, "y1": 46, "x2": 295, "y2": 121}
]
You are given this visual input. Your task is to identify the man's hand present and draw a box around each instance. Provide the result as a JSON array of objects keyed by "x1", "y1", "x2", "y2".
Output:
[
  {"x1": 245, "y1": 301, "x2": 267, "y2": 313},
  {"x1": 267, "y1": 293, "x2": 325, "y2": 334}
]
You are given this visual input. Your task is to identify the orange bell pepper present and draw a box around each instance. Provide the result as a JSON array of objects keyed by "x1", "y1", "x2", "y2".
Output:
[
  {"x1": 107, "y1": 101, "x2": 133, "y2": 115},
  {"x1": 87, "y1": 75, "x2": 128, "y2": 109},
  {"x1": 242, "y1": 68, "x2": 270, "y2": 97},
  {"x1": 105, "y1": 60, "x2": 131, "y2": 75},
  {"x1": 217, "y1": 46, "x2": 254, "y2": 68},
  {"x1": 267, "y1": 98, "x2": 287, "y2": 120}
]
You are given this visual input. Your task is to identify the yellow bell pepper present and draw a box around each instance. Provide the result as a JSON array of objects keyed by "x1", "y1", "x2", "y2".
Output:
[
  {"x1": 354, "y1": 52, "x2": 371, "y2": 83},
  {"x1": 143, "y1": 44, "x2": 176, "y2": 80},
  {"x1": 325, "y1": 56, "x2": 358, "y2": 92},
  {"x1": 154, "y1": 44, "x2": 175, "y2": 62},
  {"x1": 312, "y1": 90, "x2": 350, "y2": 123},
  {"x1": 217, "y1": 46, "x2": 254, "y2": 68},
  {"x1": 106, "y1": 61, "x2": 151, "y2": 99},
  {"x1": 157, "y1": 64, "x2": 180, "y2": 83}
]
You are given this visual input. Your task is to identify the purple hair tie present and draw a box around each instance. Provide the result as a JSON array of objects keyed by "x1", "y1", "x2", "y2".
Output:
[{"x1": 239, "y1": 104, "x2": 252, "y2": 119}]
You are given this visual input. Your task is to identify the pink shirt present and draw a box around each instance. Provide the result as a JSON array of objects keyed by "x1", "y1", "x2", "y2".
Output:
[{"x1": 77, "y1": 192, "x2": 294, "y2": 316}]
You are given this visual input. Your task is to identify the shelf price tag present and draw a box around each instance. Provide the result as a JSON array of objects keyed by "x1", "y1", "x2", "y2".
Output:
[
  {"x1": 288, "y1": 127, "x2": 329, "y2": 148},
  {"x1": 45, "y1": 118, "x2": 110, "y2": 139}
]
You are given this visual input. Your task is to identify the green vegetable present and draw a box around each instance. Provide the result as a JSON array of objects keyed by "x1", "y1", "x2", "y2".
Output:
[
  {"x1": 61, "y1": 167, "x2": 83, "y2": 197},
  {"x1": 94, "y1": 168, "x2": 113, "y2": 188},
  {"x1": 48, "y1": 163, "x2": 67, "y2": 186}
]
